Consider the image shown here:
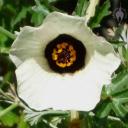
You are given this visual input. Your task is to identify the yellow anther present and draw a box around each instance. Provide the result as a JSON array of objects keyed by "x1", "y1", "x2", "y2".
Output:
[
  {"x1": 52, "y1": 42, "x2": 77, "y2": 68},
  {"x1": 66, "y1": 62, "x2": 73, "y2": 67},
  {"x1": 56, "y1": 62, "x2": 66, "y2": 68},
  {"x1": 57, "y1": 48, "x2": 62, "y2": 53},
  {"x1": 52, "y1": 53, "x2": 58, "y2": 60}
]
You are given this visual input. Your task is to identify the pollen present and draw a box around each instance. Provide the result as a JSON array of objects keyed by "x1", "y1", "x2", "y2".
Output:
[{"x1": 52, "y1": 42, "x2": 76, "y2": 68}]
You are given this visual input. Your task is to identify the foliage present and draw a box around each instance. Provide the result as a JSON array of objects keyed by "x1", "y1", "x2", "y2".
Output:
[
  {"x1": 88, "y1": 0, "x2": 111, "y2": 28},
  {"x1": 74, "y1": 0, "x2": 89, "y2": 16},
  {"x1": 0, "y1": 0, "x2": 128, "y2": 128}
]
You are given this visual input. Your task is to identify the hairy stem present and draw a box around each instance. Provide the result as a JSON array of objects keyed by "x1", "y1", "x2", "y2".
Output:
[
  {"x1": 0, "y1": 102, "x2": 19, "y2": 118},
  {"x1": 69, "y1": 110, "x2": 81, "y2": 128},
  {"x1": 0, "y1": 26, "x2": 16, "y2": 40}
]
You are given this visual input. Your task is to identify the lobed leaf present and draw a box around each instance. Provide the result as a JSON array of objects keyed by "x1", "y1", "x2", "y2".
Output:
[
  {"x1": 88, "y1": 0, "x2": 110, "y2": 28},
  {"x1": 74, "y1": 0, "x2": 89, "y2": 16}
]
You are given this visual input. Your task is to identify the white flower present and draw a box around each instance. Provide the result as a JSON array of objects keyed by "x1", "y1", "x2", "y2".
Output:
[{"x1": 10, "y1": 12, "x2": 120, "y2": 111}]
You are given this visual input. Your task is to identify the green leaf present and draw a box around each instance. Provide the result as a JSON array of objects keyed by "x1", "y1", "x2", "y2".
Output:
[
  {"x1": 31, "y1": 0, "x2": 51, "y2": 26},
  {"x1": 0, "y1": 26, "x2": 16, "y2": 40},
  {"x1": 95, "y1": 71, "x2": 128, "y2": 118},
  {"x1": 33, "y1": 5, "x2": 50, "y2": 15},
  {"x1": 0, "y1": 0, "x2": 3, "y2": 10},
  {"x1": 0, "y1": 106, "x2": 18, "y2": 127},
  {"x1": 0, "y1": 33, "x2": 8, "y2": 47},
  {"x1": 33, "y1": 0, "x2": 63, "y2": 21},
  {"x1": 74, "y1": 0, "x2": 89, "y2": 16},
  {"x1": 107, "y1": 70, "x2": 128, "y2": 96},
  {"x1": 110, "y1": 41, "x2": 125, "y2": 49},
  {"x1": 11, "y1": 6, "x2": 30, "y2": 28},
  {"x1": 34, "y1": 0, "x2": 50, "y2": 16},
  {"x1": 123, "y1": 48, "x2": 128, "y2": 61},
  {"x1": 18, "y1": 115, "x2": 29, "y2": 128},
  {"x1": 88, "y1": 0, "x2": 110, "y2": 28},
  {"x1": 25, "y1": 109, "x2": 68, "y2": 126},
  {"x1": 95, "y1": 101, "x2": 112, "y2": 118},
  {"x1": 0, "y1": 47, "x2": 10, "y2": 54},
  {"x1": 31, "y1": 11, "x2": 45, "y2": 26},
  {"x1": 111, "y1": 100, "x2": 128, "y2": 117},
  {"x1": 48, "y1": 0, "x2": 59, "y2": 3},
  {"x1": 98, "y1": 71, "x2": 128, "y2": 117}
]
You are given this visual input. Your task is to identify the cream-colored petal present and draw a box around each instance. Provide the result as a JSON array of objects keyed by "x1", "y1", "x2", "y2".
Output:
[
  {"x1": 16, "y1": 41, "x2": 120, "y2": 111},
  {"x1": 10, "y1": 12, "x2": 118, "y2": 71},
  {"x1": 10, "y1": 12, "x2": 93, "y2": 69},
  {"x1": 10, "y1": 26, "x2": 45, "y2": 67},
  {"x1": 10, "y1": 12, "x2": 121, "y2": 71},
  {"x1": 40, "y1": 12, "x2": 93, "y2": 62},
  {"x1": 36, "y1": 12, "x2": 120, "y2": 67},
  {"x1": 16, "y1": 58, "x2": 110, "y2": 111}
]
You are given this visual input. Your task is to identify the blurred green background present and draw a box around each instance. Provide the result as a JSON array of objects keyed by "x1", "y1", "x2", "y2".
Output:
[{"x1": 1, "y1": 0, "x2": 128, "y2": 128}]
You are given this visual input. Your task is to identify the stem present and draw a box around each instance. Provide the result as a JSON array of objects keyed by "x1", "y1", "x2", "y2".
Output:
[
  {"x1": 70, "y1": 111, "x2": 79, "y2": 121},
  {"x1": 42, "y1": 119, "x2": 58, "y2": 128},
  {"x1": 0, "y1": 47, "x2": 10, "y2": 54},
  {"x1": 85, "y1": 0, "x2": 99, "y2": 24},
  {"x1": 69, "y1": 110, "x2": 80, "y2": 128},
  {"x1": 0, "y1": 26, "x2": 16, "y2": 40},
  {"x1": 34, "y1": 0, "x2": 50, "y2": 15},
  {"x1": 89, "y1": 112, "x2": 121, "y2": 122},
  {"x1": 0, "y1": 102, "x2": 19, "y2": 118}
]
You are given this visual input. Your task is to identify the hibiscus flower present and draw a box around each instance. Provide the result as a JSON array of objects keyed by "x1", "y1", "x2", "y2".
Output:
[{"x1": 10, "y1": 12, "x2": 120, "y2": 111}]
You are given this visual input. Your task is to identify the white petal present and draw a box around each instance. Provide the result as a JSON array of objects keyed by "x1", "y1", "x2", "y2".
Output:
[
  {"x1": 16, "y1": 50, "x2": 120, "y2": 111},
  {"x1": 10, "y1": 12, "x2": 92, "y2": 68},
  {"x1": 14, "y1": 31, "x2": 20, "y2": 36},
  {"x1": 10, "y1": 26, "x2": 44, "y2": 67},
  {"x1": 10, "y1": 12, "x2": 119, "y2": 71},
  {"x1": 16, "y1": 59, "x2": 103, "y2": 111}
]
